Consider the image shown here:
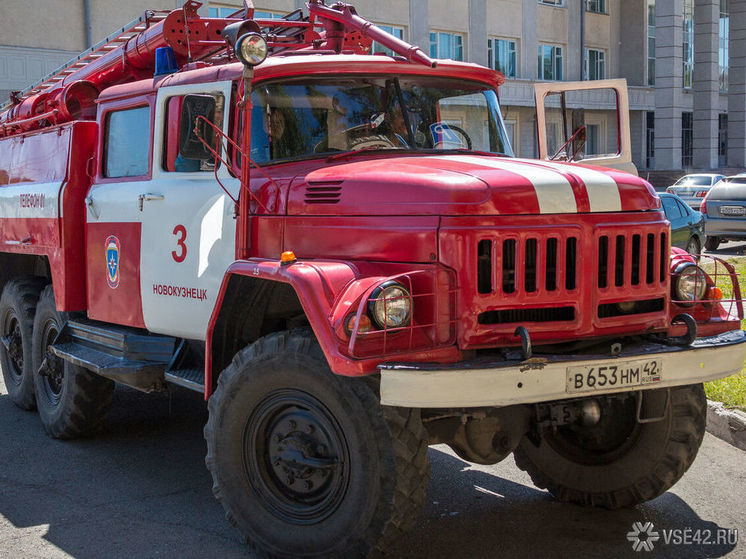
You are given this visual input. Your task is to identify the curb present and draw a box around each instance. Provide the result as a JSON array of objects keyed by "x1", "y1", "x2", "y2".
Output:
[{"x1": 706, "y1": 399, "x2": 746, "y2": 451}]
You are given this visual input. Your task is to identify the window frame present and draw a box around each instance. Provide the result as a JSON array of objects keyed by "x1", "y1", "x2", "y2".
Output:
[
  {"x1": 538, "y1": 0, "x2": 565, "y2": 6},
  {"x1": 583, "y1": 48, "x2": 606, "y2": 80},
  {"x1": 488, "y1": 37, "x2": 518, "y2": 78},
  {"x1": 371, "y1": 24, "x2": 406, "y2": 57},
  {"x1": 429, "y1": 31, "x2": 465, "y2": 61},
  {"x1": 586, "y1": 0, "x2": 607, "y2": 14},
  {"x1": 98, "y1": 100, "x2": 154, "y2": 183},
  {"x1": 537, "y1": 43, "x2": 563, "y2": 81}
]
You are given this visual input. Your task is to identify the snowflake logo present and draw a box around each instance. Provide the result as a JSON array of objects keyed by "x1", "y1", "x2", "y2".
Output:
[{"x1": 627, "y1": 521, "x2": 660, "y2": 552}]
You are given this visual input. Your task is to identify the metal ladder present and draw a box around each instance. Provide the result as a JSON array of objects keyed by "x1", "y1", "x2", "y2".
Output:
[{"x1": 3, "y1": 10, "x2": 170, "y2": 109}]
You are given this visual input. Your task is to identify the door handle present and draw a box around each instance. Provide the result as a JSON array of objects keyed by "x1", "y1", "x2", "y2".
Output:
[
  {"x1": 85, "y1": 196, "x2": 99, "y2": 219},
  {"x1": 138, "y1": 193, "x2": 165, "y2": 211}
]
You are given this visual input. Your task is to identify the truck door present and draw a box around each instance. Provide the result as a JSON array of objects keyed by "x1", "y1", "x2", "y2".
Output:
[
  {"x1": 139, "y1": 81, "x2": 238, "y2": 340},
  {"x1": 534, "y1": 79, "x2": 638, "y2": 175},
  {"x1": 86, "y1": 100, "x2": 154, "y2": 328}
]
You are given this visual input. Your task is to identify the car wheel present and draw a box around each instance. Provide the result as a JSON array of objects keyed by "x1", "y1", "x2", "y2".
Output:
[
  {"x1": 32, "y1": 284, "x2": 115, "y2": 439},
  {"x1": 513, "y1": 385, "x2": 706, "y2": 509},
  {"x1": 704, "y1": 236, "x2": 720, "y2": 251},
  {"x1": 0, "y1": 277, "x2": 46, "y2": 410},
  {"x1": 204, "y1": 329, "x2": 430, "y2": 557}
]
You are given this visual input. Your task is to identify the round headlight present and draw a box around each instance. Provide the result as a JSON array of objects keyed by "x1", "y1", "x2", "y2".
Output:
[
  {"x1": 235, "y1": 33, "x2": 268, "y2": 67},
  {"x1": 368, "y1": 282, "x2": 412, "y2": 329},
  {"x1": 674, "y1": 264, "x2": 707, "y2": 302}
]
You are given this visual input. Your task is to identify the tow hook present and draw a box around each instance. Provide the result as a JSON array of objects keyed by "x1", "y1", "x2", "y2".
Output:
[{"x1": 667, "y1": 313, "x2": 698, "y2": 346}]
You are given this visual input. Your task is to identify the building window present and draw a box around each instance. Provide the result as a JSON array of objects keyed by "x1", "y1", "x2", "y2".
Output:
[
  {"x1": 210, "y1": 6, "x2": 283, "y2": 18},
  {"x1": 720, "y1": 0, "x2": 729, "y2": 92},
  {"x1": 586, "y1": 0, "x2": 606, "y2": 14},
  {"x1": 538, "y1": 44, "x2": 563, "y2": 80},
  {"x1": 371, "y1": 25, "x2": 405, "y2": 57},
  {"x1": 647, "y1": 0, "x2": 656, "y2": 86},
  {"x1": 719, "y1": 113, "x2": 728, "y2": 167},
  {"x1": 646, "y1": 111, "x2": 655, "y2": 169},
  {"x1": 488, "y1": 38, "x2": 517, "y2": 78},
  {"x1": 586, "y1": 124, "x2": 600, "y2": 155},
  {"x1": 682, "y1": 112, "x2": 693, "y2": 167},
  {"x1": 683, "y1": 0, "x2": 694, "y2": 88},
  {"x1": 538, "y1": 0, "x2": 565, "y2": 6},
  {"x1": 429, "y1": 32, "x2": 464, "y2": 61},
  {"x1": 584, "y1": 48, "x2": 606, "y2": 80}
]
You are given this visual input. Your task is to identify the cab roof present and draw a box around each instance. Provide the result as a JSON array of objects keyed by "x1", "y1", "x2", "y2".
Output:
[{"x1": 96, "y1": 55, "x2": 505, "y2": 103}]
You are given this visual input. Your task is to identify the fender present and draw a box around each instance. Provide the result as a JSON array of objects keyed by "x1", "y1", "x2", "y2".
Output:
[{"x1": 204, "y1": 258, "x2": 461, "y2": 398}]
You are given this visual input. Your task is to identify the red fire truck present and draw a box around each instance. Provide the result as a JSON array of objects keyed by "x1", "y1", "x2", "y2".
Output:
[{"x1": 0, "y1": 1, "x2": 744, "y2": 556}]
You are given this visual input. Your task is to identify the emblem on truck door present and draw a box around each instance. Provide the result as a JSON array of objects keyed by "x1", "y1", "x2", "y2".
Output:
[{"x1": 105, "y1": 235, "x2": 121, "y2": 289}]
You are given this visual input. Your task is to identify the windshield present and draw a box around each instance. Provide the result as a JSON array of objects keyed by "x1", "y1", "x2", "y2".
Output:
[
  {"x1": 248, "y1": 76, "x2": 513, "y2": 163},
  {"x1": 674, "y1": 175, "x2": 712, "y2": 186}
]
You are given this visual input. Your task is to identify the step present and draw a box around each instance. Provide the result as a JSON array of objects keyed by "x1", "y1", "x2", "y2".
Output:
[
  {"x1": 50, "y1": 319, "x2": 176, "y2": 392},
  {"x1": 164, "y1": 369, "x2": 205, "y2": 393}
]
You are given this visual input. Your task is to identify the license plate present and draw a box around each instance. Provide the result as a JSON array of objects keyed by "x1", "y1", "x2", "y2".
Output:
[
  {"x1": 566, "y1": 359, "x2": 662, "y2": 393},
  {"x1": 720, "y1": 205, "x2": 746, "y2": 216}
]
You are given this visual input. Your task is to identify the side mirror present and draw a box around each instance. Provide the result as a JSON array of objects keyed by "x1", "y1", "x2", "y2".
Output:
[{"x1": 179, "y1": 94, "x2": 217, "y2": 160}]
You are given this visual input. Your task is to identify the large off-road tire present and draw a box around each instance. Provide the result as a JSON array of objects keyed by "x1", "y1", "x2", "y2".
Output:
[
  {"x1": 514, "y1": 384, "x2": 706, "y2": 509},
  {"x1": 204, "y1": 330, "x2": 430, "y2": 558},
  {"x1": 31, "y1": 285, "x2": 114, "y2": 439},
  {"x1": 0, "y1": 277, "x2": 46, "y2": 410}
]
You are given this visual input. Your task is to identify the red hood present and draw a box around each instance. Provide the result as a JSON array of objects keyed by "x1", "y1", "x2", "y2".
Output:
[{"x1": 287, "y1": 154, "x2": 660, "y2": 216}]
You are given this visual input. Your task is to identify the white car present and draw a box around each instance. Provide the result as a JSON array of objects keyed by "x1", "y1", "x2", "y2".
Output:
[{"x1": 666, "y1": 173, "x2": 725, "y2": 210}]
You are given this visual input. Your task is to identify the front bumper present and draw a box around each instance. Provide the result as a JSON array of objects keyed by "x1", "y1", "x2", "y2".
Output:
[{"x1": 379, "y1": 330, "x2": 746, "y2": 408}]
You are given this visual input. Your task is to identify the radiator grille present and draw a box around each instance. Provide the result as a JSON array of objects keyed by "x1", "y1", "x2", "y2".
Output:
[
  {"x1": 477, "y1": 235, "x2": 578, "y2": 296},
  {"x1": 598, "y1": 232, "x2": 667, "y2": 290}
]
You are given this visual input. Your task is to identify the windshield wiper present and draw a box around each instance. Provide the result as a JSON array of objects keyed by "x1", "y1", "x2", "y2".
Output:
[
  {"x1": 325, "y1": 146, "x2": 397, "y2": 162},
  {"x1": 450, "y1": 148, "x2": 509, "y2": 157}
]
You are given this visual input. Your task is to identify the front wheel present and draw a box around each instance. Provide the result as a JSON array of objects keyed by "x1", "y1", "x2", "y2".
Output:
[
  {"x1": 514, "y1": 385, "x2": 706, "y2": 508},
  {"x1": 204, "y1": 330, "x2": 430, "y2": 557}
]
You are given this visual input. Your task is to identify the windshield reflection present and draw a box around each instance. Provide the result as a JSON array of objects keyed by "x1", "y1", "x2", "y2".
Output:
[{"x1": 249, "y1": 76, "x2": 514, "y2": 163}]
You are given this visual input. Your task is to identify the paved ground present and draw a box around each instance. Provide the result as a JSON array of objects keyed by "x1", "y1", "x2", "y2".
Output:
[{"x1": 0, "y1": 379, "x2": 743, "y2": 559}]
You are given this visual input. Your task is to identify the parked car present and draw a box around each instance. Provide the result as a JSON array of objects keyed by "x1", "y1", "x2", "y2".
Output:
[
  {"x1": 666, "y1": 173, "x2": 725, "y2": 210},
  {"x1": 701, "y1": 175, "x2": 746, "y2": 250},
  {"x1": 659, "y1": 192, "x2": 705, "y2": 255}
]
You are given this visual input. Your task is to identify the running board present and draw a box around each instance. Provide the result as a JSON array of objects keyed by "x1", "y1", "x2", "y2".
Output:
[
  {"x1": 164, "y1": 369, "x2": 205, "y2": 393},
  {"x1": 50, "y1": 319, "x2": 176, "y2": 392}
]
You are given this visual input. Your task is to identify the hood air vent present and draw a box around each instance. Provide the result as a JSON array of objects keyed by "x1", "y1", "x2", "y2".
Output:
[{"x1": 305, "y1": 181, "x2": 343, "y2": 204}]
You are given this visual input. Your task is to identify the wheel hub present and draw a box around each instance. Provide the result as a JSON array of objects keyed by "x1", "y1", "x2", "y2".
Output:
[
  {"x1": 244, "y1": 390, "x2": 350, "y2": 525},
  {"x1": 3, "y1": 315, "x2": 24, "y2": 382},
  {"x1": 38, "y1": 319, "x2": 64, "y2": 403}
]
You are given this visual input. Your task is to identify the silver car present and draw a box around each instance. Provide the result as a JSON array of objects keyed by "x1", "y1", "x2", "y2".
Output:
[
  {"x1": 702, "y1": 175, "x2": 746, "y2": 250},
  {"x1": 666, "y1": 173, "x2": 725, "y2": 210}
]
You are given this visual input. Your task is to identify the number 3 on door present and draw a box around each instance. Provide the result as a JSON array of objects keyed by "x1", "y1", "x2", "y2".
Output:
[{"x1": 172, "y1": 224, "x2": 187, "y2": 263}]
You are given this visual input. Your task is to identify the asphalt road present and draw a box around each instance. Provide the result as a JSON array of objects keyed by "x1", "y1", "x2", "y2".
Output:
[{"x1": 0, "y1": 379, "x2": 743, "y2": 559}]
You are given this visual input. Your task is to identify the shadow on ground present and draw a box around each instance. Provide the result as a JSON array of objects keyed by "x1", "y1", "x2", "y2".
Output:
[{"x1": 0, "y1": 384, "x2": 739, "y2": 558}]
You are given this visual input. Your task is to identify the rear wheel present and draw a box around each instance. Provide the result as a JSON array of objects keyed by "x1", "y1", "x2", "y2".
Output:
[
  {"x1": 31, "y1": 285, "x2": 114, "y2": 439},
  {"x1": 205, "y1": 330, "x2": 430, "y2": 557},
  {"x1": 704, "y1": 236, "x2": 720, "y2": 251},
  {"x1": 0, "y1": 277, "x2": 46, "y2": 410},
  {"x1": 514, "y1": 385, "x2": 706, "y2": 508}
]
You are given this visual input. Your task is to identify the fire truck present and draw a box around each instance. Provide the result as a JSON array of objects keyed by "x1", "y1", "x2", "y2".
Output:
[{"x1": 0, "y1": 1, "x2": 744, "y2": 556}]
